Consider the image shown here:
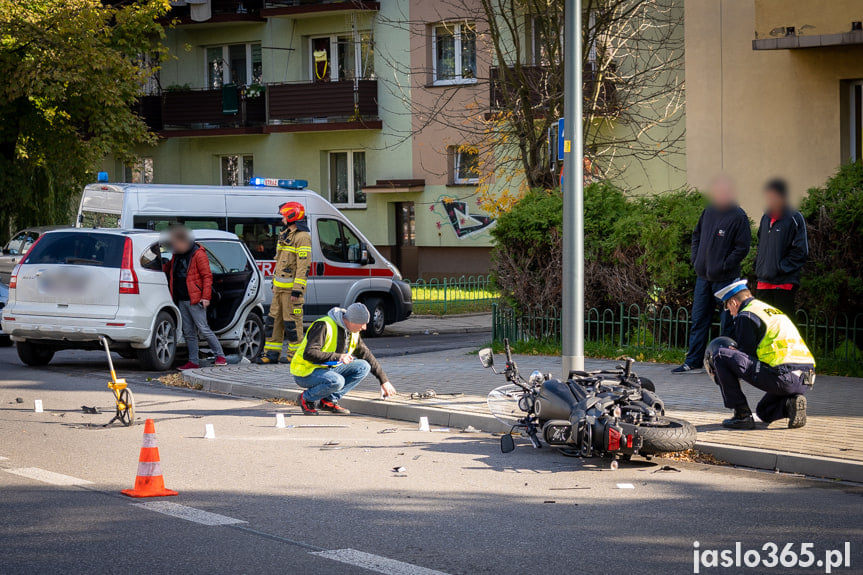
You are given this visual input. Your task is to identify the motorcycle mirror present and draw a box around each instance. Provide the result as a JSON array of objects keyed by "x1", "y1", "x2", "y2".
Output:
[
  {"x1": 500, "y1": 434, "x2": 515, "y2": 453},
  {"x1": 478, "y1": 348, "x2": 495, "y2": 369}
]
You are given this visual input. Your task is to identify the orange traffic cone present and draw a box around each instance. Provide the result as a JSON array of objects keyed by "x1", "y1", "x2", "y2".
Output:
[{"x1": 121, "y1": 418, "x2": 178, "y2": 498}]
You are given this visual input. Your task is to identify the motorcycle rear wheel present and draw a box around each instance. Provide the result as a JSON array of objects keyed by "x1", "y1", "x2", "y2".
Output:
[{"x1": 637, "y1": 416, "x2": 696, "y2": 454}]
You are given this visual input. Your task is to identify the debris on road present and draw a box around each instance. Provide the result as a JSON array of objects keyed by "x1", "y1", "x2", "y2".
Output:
[
  {"x1": 653, "y1": 465, "x2": 682, "y2": 473},
  {"x1": 462, "y1": 425, "x2": 480, "y2": 433},
  {"x1": 393, "y1": 466, "x2": 406, "y2": 473},
  {"x1": 159, "y1": 373, "x2": 202, "y2": 391},
  {"x1": 81, "y1": 406, "x2": 100, "y2": 414},
  {"x1": 15, "y1": 397, "x2": 23, "y2": 403},
  {"x1": 323, "y1": 440, "x2": 340, "y2": 446},
  {"x1": 378, "y1": 427, "x2": 399, "y2": 434},
  {"x1": 659, "y1": 449, "x2": 727, "y2": 466}
]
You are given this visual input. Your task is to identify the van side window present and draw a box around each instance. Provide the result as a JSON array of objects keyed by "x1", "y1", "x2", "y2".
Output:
[
  {"x1": 132, "y1": 216, "x2": 225, "y2": 232},
  {"x1": 140, "y1": 243, "x2": 163, "y2": 271},
  {"x1": 317, "y1": 218, "x2": 364, "y2": 264},
  {"x1": 228, "y1": 217, "x2": 282, "y2": 261},
  {"x1": 80, "y1": 211, "x2": 120, "y2": 228}
]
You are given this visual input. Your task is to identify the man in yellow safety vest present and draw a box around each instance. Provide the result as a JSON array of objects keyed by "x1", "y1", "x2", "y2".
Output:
[
  {"x1": 705, "y1": 280, "x2": 815, "y2": 430},
  {"x1": 257, "y1": 201, "x2": 311, "y2": 364},
  {"x1": 291, "y1": 303, "x2": 397, "y2": 415}
]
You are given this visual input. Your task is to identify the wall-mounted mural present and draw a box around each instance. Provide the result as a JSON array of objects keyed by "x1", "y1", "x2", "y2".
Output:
[{"x1": 431, "y1": 196, "x2": 495, "y2": 239}]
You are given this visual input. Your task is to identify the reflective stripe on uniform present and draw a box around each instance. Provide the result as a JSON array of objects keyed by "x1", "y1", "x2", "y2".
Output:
[
  {"x1": 292, "y1": 308, "x2": 303, "y2": 315},
  {"x1": 264, "y1": 342, "x2": 282, "y2": 351},
  {"x1": 295, "y1": 278, "x2": 307, "y2": 286},
  {"x1": 273, "y1": 278, "x2": 294, "y2": 289}
]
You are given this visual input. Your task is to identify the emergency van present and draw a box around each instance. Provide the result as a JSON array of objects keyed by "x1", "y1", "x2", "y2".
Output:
[{"x1": 75, "y1": 176, "x2": 412, "y2": 336}]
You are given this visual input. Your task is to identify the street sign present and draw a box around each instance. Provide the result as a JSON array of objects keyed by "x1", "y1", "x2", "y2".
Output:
[{"x1": 558, "y1": 117, "x2": 565, "y2": 161}]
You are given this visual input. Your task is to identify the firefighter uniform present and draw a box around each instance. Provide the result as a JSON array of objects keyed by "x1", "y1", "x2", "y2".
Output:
[
  {"x1": 261, "y1": 223, "x2": 312, "y2": 363},
  {"x1": 707, "y1": 281, "x2": 815, "y2": 427}
]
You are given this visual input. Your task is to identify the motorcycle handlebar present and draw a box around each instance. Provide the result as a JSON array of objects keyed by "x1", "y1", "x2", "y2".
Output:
[{"x1": 503, "y1": 338, "x2": 514, "y2": 364}]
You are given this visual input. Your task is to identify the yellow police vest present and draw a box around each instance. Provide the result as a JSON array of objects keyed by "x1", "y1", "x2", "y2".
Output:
[
  {"x1": 290, "y1": 316, "x2": 359, "y2": 377},
  {"x1": 741, "y1": 299, "x2": 815, "y2": 367}
]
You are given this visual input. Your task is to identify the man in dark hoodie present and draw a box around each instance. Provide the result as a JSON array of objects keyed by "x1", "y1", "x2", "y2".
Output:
[
  {"x1": 291, "y1": 303, "x2": 397, "y2": 415},
  {"x1": 754, "y1": 178, "x2": 808, "y2": 317},
  {"x1": 673, "y1": 176, "x2": 751, "y2": 374}
]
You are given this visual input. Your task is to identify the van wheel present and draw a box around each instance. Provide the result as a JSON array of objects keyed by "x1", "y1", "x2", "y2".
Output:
[
  {"x1": 17, "y1": 341, "x2": 55, "y2": 366},
  {"x1": 362, "y1": 297, "x2": 386, "y2": 338},
  {"x1": 138, "y1": 311, "x2": 177, "y2": 371},
  {"x1": 239, "y1": 312, "x2": 265, "y2": 361}
]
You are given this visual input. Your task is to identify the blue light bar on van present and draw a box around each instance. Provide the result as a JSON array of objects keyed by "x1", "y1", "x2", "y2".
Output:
[
  {"x1": 97, "y1": 172, "x2": 110, "y2": 182},
  {"x1": 250, "y1": 177, "x2": 308, "y2": 190}
]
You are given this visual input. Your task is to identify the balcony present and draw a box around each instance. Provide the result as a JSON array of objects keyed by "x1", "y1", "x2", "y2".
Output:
[
  {"x1": 134, "y1": 80, "x2": 379, "y2": 137},
  {"x1": 489, "y1": 65, "x2": 616, "y2": 115},
  {"x1": 159, "y1": 0, "x2": 266, "y2": 26},
  {"x1": 266, "y1": 80, "x2": 380, "y2": 132},
  {"x1": 261, "y1": 0, "x2": 379, "y2": 19}
]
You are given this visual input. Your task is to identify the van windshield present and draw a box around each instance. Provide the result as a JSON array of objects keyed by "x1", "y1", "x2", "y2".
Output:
[{"x1": 24, "y1": 232, "x2": 126, "y2": 268}]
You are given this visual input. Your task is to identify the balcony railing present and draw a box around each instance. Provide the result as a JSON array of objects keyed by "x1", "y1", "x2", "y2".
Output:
[
  {"x1": 160, "y1": 0, "x2": 265, "y2": 24},
  {"x1": 261, "y1": 0, "x2": 379, "y2": 18},
  {"x1": 134, "y1": 80, "x2": 379, "y2": 136},
  {"x1": 489, "y1": 65, "x2": 616, "y2": 113}
]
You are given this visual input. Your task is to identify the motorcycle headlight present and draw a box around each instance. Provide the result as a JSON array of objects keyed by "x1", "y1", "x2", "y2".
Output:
[{"x1": 528, "y1": 370, "x2": 545, "y2": 387}]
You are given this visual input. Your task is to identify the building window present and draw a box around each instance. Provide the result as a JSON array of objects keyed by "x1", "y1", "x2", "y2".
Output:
[
  {"x1": 206, "y1": 43, "x2": 262, "y2": 89},
  {"x1": 329, "y1": 151, "x2": 367, "y2": 207},
  {"x1": 451, "y1": 146, "x2": 480, "y2": 185},
  {"x1": 311, "y1": 33, "x2": 374, "y2": 83},
  {"x1": 850, "y1": 80, "x2": 863, "y2": 163},
  {"x1": 221, "y1": 155, "x2": 254, "y2": 186},
  {"x1": 433, "y1": 22, "x2": 476, "y2": 85},
  {"x1": 125, "y1": 158, "x2": 154, "y2": 184}
]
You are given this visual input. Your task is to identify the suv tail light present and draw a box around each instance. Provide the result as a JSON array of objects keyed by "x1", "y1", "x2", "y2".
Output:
[
  {"x1": 119, "y1": 237, "x2": 139, "y2": 294},
  {"x1": 9, "y1": 263, "x2": 20, "y2": 289}
]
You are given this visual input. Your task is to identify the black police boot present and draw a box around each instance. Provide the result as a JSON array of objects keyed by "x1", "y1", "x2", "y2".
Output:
[
  {"x1": 722, "y1": 406, "x2": 755, "y2": 430},
  {"x1": 786, "y1": 395, "x2": 807, "y2": 429}
]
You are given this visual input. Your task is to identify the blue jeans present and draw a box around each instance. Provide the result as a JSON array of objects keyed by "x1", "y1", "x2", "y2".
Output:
[
  {"x1": 294, "y1": 360, "x2": 371, "y2": 403},
  {"x1": 178, "y1": 300, "x2": 224, "y2": 363},
  {"x1": 684, "y1": 277, "x2": 734, "y2": 367}
]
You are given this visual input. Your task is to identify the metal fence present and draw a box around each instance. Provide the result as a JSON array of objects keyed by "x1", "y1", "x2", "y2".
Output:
[
  {"x1": 492, "y1": 303, "x2": 863, "y2": 362},
  {"x1": 409, "y1": 275, "x2": 498, "y2": 315}
]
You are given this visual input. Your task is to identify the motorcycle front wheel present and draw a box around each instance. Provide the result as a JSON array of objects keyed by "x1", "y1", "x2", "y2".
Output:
[{"x1": 637, "y1": 417, "x2": 697, "y2": 454}]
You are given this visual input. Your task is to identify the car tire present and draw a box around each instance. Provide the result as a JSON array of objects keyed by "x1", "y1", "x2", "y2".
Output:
[
  {"x1": 138, "y1": 311, "x2": 177, "y2": 371},
  {"x1": 238, "y1": 312, "x2": 265, "y2": 361},
  {"x1": 362, "y1": 297, "x2": 386, "y2": 338},
  {"x1": 16, "y1": 340, "x2": 55, "y2": 366},
  {"x1": 0, "y1": 335, "x2": 13, "y2": 348}
]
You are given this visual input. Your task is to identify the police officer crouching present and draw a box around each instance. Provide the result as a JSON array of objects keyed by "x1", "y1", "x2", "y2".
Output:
[{"x1": 705, "y1": 280, "x2": 815, "y2": 430}]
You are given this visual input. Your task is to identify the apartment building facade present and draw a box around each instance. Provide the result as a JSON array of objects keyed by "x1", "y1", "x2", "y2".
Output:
[
  {"x1": 103, "y1": 0, "x2": 504, "y2": 279},
  {"x1": 685, "y1": 0, "x2": 863, "y2": 216}
]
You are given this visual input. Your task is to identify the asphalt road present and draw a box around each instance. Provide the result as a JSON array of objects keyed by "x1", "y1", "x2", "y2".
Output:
[{"x1": 1, "y1": 344, "x2": 862, "y2": 575}]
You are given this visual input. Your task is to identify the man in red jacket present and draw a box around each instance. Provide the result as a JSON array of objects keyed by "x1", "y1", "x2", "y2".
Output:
[{"x1": 164, "y1": 226, "x2": 226, "y2": 370}]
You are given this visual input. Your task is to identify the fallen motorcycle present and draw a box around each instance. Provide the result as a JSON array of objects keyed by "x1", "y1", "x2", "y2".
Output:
[{"x1": 480, "y1": 339, "x2": 696, "y2": 468}]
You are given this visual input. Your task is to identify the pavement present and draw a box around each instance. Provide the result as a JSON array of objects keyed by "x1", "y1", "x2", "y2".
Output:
[
  {"x1": 383, "y1": 313, "x2": 492, "y2": 336},
  {"x1": 2, "y1": 345, "x2": 863, "y2": 575},
  {"x1": 184, "y1": 347, "x2": 863, "y2": 483}
]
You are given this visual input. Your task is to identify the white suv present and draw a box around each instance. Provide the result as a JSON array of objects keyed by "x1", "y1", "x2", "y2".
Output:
[{"x1": 1, "y1": 229, "x2": 265, "y2": 370}]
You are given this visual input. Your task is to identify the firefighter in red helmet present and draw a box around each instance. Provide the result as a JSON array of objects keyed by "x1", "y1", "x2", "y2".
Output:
[{"x1": 257, "y1": 201, "x2": 312, "y2": 364}]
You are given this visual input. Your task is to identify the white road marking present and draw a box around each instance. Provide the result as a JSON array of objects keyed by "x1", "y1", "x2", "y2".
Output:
[
  {"x1": 311, "y1": 549, "x2": 451, "y2": 575},
  {"x1": 5, "y1": 467, "x2": 92, "y2": 486},
  {"x1": 132, "y1": 501, "x2": 247, "y2": 526},
  {"x1": 0, "y1": 456, "x2": 8, "y2": 460}
]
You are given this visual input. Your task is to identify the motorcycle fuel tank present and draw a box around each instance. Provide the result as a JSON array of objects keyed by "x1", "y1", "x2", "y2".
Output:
[{"x1": 534, "y1": 379, "x2": 580, "y2": 421}]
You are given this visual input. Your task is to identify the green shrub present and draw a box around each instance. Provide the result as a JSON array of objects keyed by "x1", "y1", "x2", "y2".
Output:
[{"x1": 798, "y1": 161, "x2": 863, "y2": 317}]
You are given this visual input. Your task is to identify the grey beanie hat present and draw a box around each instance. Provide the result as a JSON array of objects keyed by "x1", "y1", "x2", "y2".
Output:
[{"x1": 345, "y1": 302, "x2": 370, "y2": 324}]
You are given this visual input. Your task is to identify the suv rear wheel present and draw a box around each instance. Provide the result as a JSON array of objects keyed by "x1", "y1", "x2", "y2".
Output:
[
  {"x1": 238, "y1": 312, "x2": 264, "y2": 361},
  {"x1": 138, "y1": 311, "x2": 177, "y2": 371},
  {"x1": 362, "y1": 297, "x2": 386, "y2": 338},
  {"x1": 17, "y1": 340, "x2": 55, "y2": 366}
]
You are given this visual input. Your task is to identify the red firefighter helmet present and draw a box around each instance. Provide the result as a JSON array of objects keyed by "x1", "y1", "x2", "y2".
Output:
[{"x1": 279, "y1": 201, "x2": 305, "y2": 223}]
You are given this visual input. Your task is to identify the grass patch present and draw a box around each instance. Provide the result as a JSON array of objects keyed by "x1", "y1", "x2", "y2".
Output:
[
  {"x1": 158, "y1": 373, "x2": 203, "y2": 390},
  {"x1": 411, "y1": 284, "x2": 498, "y2": 315}
]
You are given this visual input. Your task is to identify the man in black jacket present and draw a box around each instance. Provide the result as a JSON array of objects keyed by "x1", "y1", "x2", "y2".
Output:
[
  {"x1": 673, "y1": 176, "x2": 751, "y2": 374},
  {"x1": 754, "y1": 179, "x2": 808, "y2": 317}
]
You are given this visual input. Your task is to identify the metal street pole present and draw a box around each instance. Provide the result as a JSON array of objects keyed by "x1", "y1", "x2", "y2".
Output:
[{"x1": 562, "y1": 0, "x2": 585, "y2": 376}]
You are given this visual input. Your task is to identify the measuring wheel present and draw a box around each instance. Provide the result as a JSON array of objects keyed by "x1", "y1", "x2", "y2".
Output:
[{"x1": 117, "y1": 388, "x2": 135, "y2": 426}]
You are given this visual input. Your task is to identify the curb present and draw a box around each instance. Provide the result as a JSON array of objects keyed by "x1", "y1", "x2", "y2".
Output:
[
  {"x1": 183, "y1": 371, "x2": 863, "y2": 482},
  {"x1": 384, "y1": 325, "x2": 492, "y2": 336},
  {"x1": 695, "y1": 441, "x2": 863, "y2": 483}
]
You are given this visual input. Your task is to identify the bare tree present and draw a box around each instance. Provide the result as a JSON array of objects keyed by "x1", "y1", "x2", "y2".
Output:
[{"x1": 375, "y1": 0, "x2": 685, "y2": 211}]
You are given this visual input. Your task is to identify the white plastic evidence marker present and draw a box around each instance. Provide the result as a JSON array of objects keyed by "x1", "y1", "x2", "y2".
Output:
[
  {"x1": 275, "y1": 413, "x2": 286, "y2": 428},
  {"x1": 204, "y1": 424, "x2": 216, "y2": 439},
  {"x1": 34, "y1": 400, "x2": 43, "y2": 413},
  {"x1": 418, "y1": 417, "x2": 430, "y2": 432}
]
